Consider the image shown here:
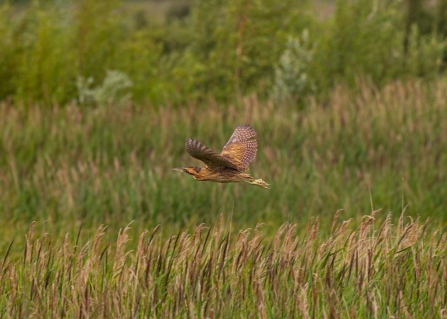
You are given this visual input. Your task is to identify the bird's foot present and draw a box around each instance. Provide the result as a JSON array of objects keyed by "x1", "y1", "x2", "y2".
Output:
[{"x1": 251, "y1": 179, "x2": 270, "y2": 189}]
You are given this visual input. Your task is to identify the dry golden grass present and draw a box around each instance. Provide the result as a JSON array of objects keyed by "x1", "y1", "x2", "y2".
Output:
[{"x1": 1, "y1": 211, "x2": 446, "y2": 317}]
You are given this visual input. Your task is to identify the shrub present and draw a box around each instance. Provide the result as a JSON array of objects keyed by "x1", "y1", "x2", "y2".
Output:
[
  {"x1": 271, "y1": 29, "x2": 315, "y2": 105},
  {"x1": 76, "y1": 70, "x2": 133, "y2": 106},
  {"x1": 0, "y1": 0, "x2": 446, "y2": 105},
  {"x1": 178, "y1": 0, "x2": 312, "y2": 100}
]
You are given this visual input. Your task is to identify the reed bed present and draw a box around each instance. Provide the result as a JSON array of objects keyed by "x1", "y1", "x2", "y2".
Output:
[
  {"x1": 1, "y1": 211, "x2": 445, "y2": 318},
  {"x1": 1, "y1": 80, "x2": 446, "y2": 243}
]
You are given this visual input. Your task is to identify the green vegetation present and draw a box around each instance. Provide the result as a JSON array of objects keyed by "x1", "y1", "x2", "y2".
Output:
[
  {"x1": 1, "y1": 0, "x2": 447, "y2": 315},
  {"x1": 1, "y1": 212, "x2": 446, "y2": 317},
  {"x1": 1, "y1": 80, "x2": 447, "y2": 249},
  {"x1": 0, "y1": 0, "x2": 446, "y2": 105}
]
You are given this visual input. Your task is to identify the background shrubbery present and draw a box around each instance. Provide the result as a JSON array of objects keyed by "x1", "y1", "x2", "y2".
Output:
[{"x1": 0, "y1": 0, "x2": 446, "y2": 105}]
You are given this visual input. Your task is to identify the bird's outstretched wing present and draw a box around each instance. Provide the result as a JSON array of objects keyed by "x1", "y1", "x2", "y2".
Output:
[
  {"x1": 220, "y1": 124, "x2": 257, "y2": 171},
  {"x1": 185, "y1": 137, "x2": 240, "y2": 170}
]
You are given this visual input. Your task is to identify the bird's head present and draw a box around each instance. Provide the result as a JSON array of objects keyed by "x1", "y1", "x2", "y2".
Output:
[{"x1": 172, "y1": 167, "x2": 202, "y2": 180}]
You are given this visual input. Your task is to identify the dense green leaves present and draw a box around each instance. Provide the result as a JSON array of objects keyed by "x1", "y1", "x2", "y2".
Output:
[{"x1": 0, "y1": 0, "x2": 445, "y2": 105}]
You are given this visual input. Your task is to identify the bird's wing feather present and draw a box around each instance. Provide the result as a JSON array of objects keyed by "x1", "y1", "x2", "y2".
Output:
[
  {"x1": 185, "y1": 137, "x2": 240, "y2": 170},
  {"x1": 220, "y1": 124, "x2": 257, "y2": 171}
]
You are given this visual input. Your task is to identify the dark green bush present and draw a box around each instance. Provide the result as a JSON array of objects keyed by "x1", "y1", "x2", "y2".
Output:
[{"x1": 0, "y1": 0, "x2": 445, "y2": 105}]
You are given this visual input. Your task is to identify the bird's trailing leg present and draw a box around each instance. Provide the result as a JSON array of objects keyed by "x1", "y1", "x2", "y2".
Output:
[
  {"x1": 241, "y1": 174, "x2": 270, "y2": 189},
  {"x1": 248, "y1": 179, "x2": 270, "y2": 189}
]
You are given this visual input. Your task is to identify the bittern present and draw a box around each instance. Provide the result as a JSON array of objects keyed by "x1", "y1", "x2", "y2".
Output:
[{"x1": 173, "y1": 125, "x2": 269, "y2": 189}]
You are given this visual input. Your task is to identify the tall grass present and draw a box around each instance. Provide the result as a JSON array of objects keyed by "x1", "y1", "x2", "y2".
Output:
[
  {"x1": 0, "y1": 80, "x2": 446, "y2": 252},
  {"x1": 1, "y1": 211, "x2": 446, "y2": 317}
]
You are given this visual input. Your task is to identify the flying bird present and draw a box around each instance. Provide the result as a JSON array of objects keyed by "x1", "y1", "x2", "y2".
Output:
[{"x1": 173, "y1": 124, "x2": 269, "y2": 189}]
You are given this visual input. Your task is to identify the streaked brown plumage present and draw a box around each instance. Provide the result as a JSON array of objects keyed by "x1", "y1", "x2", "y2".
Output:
[{"x1": 173, "y1": 125, "x2": 269, "y2": 189}]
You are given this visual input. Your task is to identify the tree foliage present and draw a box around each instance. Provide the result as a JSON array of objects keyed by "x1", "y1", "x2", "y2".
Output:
[{"x1": 0, "y1": 0, "x2": 445, "y2": 105}]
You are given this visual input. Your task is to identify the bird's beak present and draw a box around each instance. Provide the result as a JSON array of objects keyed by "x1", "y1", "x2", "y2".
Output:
[{"x1": 172, "y1": 168, "x2": 185, "y2": 173}]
